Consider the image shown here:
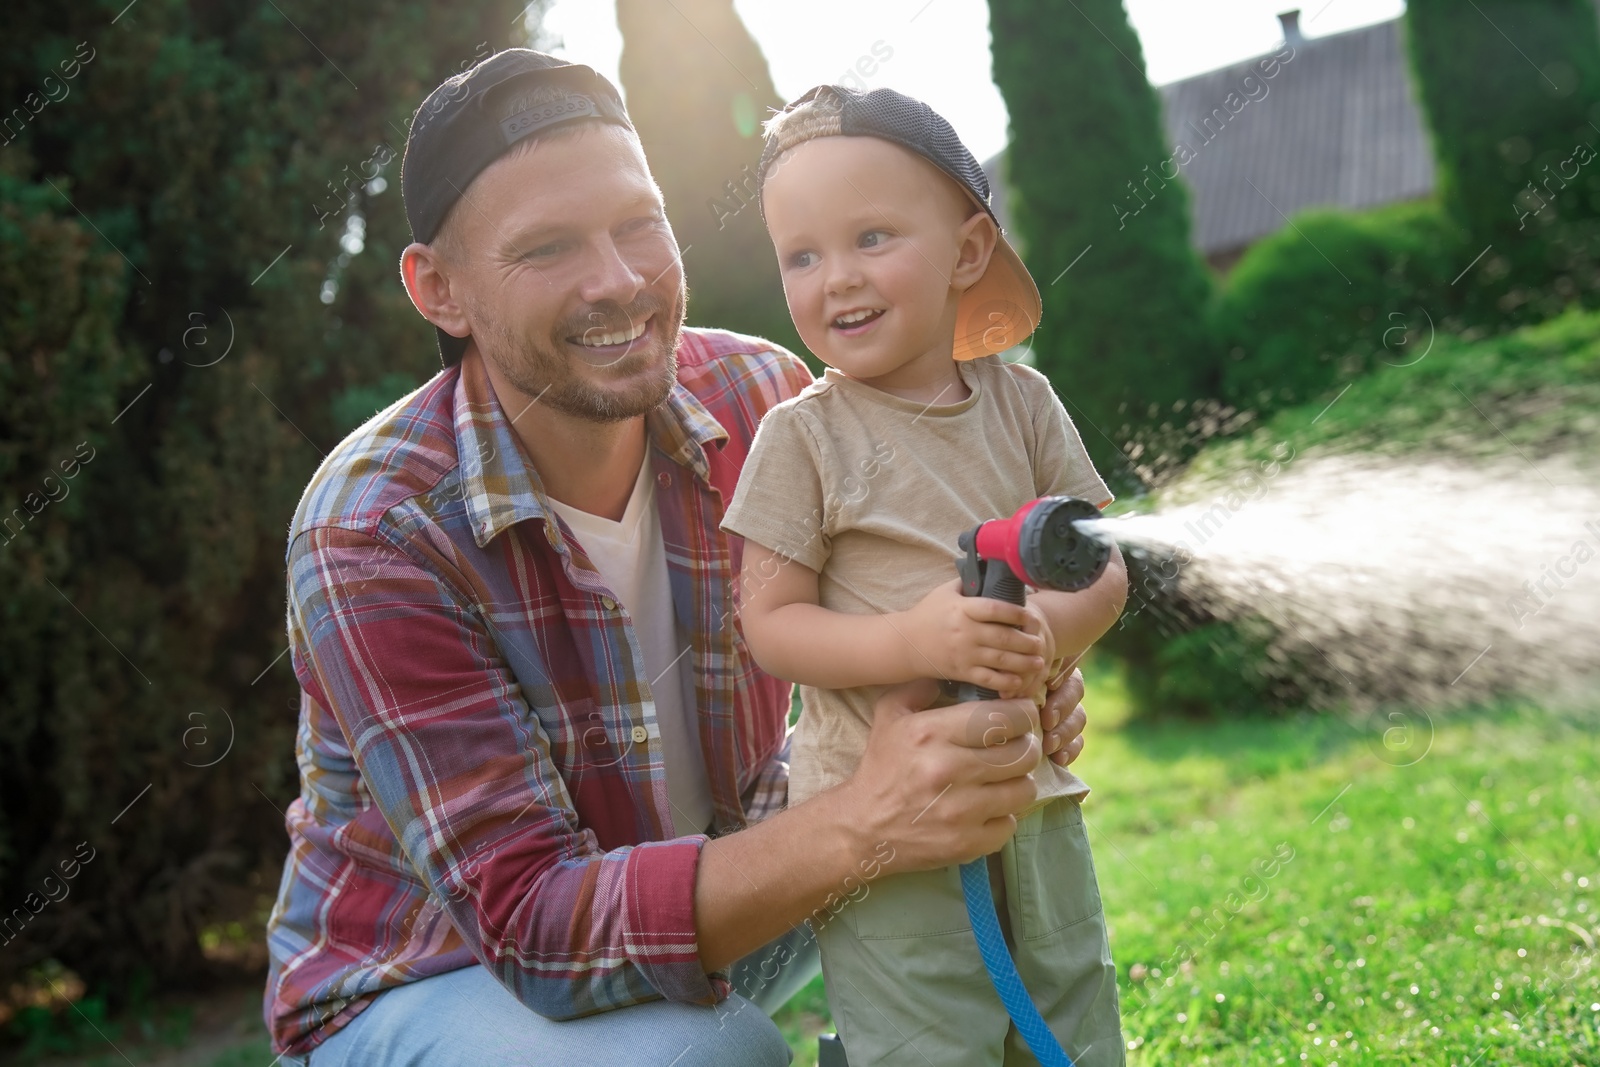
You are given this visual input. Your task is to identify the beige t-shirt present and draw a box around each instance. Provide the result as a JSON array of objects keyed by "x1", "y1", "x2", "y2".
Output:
[{"x1": 721, "y1": 355, "x2": 1113, "y2": 808}]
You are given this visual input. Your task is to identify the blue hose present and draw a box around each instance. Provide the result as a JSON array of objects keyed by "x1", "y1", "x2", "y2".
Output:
[
  {"x1": 959, "y1": 857, "x2": 1076, "y2": 1066},
  {"x1": 949, "y1": 530, "x2": 1093, "y2": 1066}
]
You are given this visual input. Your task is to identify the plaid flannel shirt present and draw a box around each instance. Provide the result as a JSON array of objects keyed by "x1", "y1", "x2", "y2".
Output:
[{"x1": 263, "y1": 328, "x2": 812, "y2": 1057}]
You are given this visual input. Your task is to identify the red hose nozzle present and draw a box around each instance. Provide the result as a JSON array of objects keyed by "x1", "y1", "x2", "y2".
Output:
[{"x1": 968, "y1": 496, "x2": 1109, "y2": 593}]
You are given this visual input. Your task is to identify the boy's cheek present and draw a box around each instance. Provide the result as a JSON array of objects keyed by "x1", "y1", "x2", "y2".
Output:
[
  {"x1": 792, "y1": 317, "x2": 830, "y2": 361},
  {"x1": 778, "y1": 283, "x2": 833, "y2": 363}
]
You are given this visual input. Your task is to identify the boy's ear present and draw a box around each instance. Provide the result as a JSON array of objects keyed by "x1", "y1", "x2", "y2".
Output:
[{"x1": 951, "y1": 210, "x2": 999, "y2": 292}]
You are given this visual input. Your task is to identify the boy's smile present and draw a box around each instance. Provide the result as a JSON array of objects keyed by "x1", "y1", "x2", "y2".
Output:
[
  {"x1": 832, "y1": 306, "x2": 884, "y2": 333},
  {"x1": 762, "y1": 135, "x2": 996, "y2": 402}
]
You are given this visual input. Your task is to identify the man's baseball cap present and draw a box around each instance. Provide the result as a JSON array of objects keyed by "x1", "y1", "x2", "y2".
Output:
[
  {"x1": 756, "y1": 85, "x2": 1042, "y2": 362},
  {"x1": 401, "y1": 49, "x2": 635, "y2": 365}
]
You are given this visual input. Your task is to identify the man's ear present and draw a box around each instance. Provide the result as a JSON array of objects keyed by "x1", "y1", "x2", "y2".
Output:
[
  {"x1": 400, "y1": 242, "x2": 471, "y2": 341},
  {"x1": 951, "y1": 210, "x2": 999, "y2": 292}
]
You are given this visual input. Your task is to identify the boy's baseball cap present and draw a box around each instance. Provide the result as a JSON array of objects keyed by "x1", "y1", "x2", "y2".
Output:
[
  {"x1": 756, "y1": 85, "x2": 1043, "y2": 362},
  {"x1": 401, "y1": 49, "x2": 635, "y2": 365}
]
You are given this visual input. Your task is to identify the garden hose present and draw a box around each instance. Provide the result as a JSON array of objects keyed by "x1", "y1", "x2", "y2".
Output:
[{"x1": 948, "y1": 496, "x2": 1110, "y2": 1067}]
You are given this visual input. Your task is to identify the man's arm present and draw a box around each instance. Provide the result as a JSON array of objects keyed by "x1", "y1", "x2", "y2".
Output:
[
  {"x1": 703, "y1": 562, "x2": 1098, "y2": 972},
  {"x1": 693, "y1": 678, "x2": 1049, "y2": 971},
  {"x1": 290, "y1": 523, "x2": 718, "y2": 1019}
]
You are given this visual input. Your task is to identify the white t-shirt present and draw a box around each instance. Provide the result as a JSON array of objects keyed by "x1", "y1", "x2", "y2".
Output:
[{"x1": 546, "y1": 457, "x2": 714, "y2": 838}]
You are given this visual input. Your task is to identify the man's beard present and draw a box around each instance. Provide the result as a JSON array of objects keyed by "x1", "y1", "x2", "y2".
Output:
[{"x1": 473, "y1": 286, "x2": 687, "y2": 423}]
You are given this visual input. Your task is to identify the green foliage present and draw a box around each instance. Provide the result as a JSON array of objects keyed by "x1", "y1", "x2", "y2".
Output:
[
  {"x1": 1406, "y1": 0, "x2": 1600, "y2": 325},
  {"x1": 1209, "y1": 199, "x2": 1468, "y2": 419},
  {"x1": 1212, "y1": 302, "x2": 1600, "y2": 469},
  {"x1": 1096, "y1": 2, "x2": 1600, "y2": 463},
  {"x1": 329, "y1": 371, "x2": 426, "y2": 436},
  {"x1": 0, "y1": 0, "x2": 524, "y2": 1004},
  {"x1": 988, "y1": 0, "x2": 1218, "y2": 489},
  {"x1": 1144, "y1": 617, "x2": 1307, "y2": 718},
  {"x1": 616, "y1": 0, "x2": 803, "y2": 365},
  {"x1": 7, "y1": 994, "x2": 117, "y2": 1058}
]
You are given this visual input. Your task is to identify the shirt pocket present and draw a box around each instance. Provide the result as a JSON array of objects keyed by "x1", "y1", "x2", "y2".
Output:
[{"x1": 1004, "y1": 797, "x2": 1104, "y2": 941}]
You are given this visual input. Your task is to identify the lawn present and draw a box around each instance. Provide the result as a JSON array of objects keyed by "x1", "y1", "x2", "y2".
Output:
[
  {"x1": 10, "y1": 657, "x2": 1597, "y2": 1066},
  {"x1": 771, "y1": 655, "x2": 1599, "y2": 1066}
]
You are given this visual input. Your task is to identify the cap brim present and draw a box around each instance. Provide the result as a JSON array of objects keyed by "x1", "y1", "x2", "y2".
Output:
[{"x1": 952, "y1": 234, "x2": 1041, "y2": 361}]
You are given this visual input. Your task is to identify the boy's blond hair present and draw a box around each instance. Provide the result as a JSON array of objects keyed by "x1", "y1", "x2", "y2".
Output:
[
  {"x1": 760, "y1": 85, "x2": 846, "y2": 172},
  {"x1": 757, "y1": 87, "x2": 977, "y2": 223}
]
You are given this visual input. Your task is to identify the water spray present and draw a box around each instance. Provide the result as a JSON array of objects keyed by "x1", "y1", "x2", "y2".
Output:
[
  {"x1": 1082, "y1": 452, "x2": 1600, "y2": 716},
  {"x1": 924, "y1": 456, "x2": 1600, "y2": 1065}
]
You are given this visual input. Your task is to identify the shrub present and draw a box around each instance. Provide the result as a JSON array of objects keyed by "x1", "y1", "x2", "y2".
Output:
[
  {"x1": 1148, "y1": 618, "x2": 1310, "y2": 718},
  {"x1": 0, "y1": 0, "x2": 525, "y2": 1011},
  {"x1": 989, "y1": 0, "x2": 1218, "y2": 490},
  {"x1": 1208, "y1": 198, "x2": 1466, "y2": 420},
  {"x1": 1407, "y1": 0, "x2": 1600, "y2": 326}
]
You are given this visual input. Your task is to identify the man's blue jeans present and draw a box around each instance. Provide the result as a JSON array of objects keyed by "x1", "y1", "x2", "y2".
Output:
[{"x1": 287, "y1": 921, "x2": 822, "y2": 1066}]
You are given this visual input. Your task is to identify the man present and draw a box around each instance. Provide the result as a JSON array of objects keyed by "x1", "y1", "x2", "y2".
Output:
[{"x1": 264, "y1": 50, "x2": 1099, "y2": 1066}]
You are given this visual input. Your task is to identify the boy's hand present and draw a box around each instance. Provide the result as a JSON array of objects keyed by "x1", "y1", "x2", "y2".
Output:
[{"x1": 895, "y1": 578, "x2": 1046, "y2": 695}]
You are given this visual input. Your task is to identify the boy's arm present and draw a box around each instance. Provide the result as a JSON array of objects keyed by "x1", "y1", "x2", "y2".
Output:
[
  {"x1": 1028, "y1": 541, "x2": 1129, "y2": 674},
  {"x1": 738, "y1": 542, "x2": 910, "y2": 689},
  {"x1": 1021, "y1": 371, "x2": 1124, "y2": 675},
  {"x1": 737, "y1": 541, "x2": 1048, "y2": 692}
]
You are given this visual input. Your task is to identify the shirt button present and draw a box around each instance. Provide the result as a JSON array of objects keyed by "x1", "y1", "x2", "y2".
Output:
[
  {"x1": 631, "y1": 725, "x2": 648, "y2": 744},
  {"x1": 601, "y1": 595, "x2": 617, "y2": 610},
  {"x1": 657, "y1": 471, "x2": 671, "y2": 487}
]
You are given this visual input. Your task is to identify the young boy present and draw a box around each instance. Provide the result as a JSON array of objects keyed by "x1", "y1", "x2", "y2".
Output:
[{"x1": 720, "y1": 85, "x2": 1128, "y2": 1066}]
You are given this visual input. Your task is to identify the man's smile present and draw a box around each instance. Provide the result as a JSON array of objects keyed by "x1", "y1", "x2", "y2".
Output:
[{"x1": 571, "y1": 314, "x2": 651, "y2": 349}]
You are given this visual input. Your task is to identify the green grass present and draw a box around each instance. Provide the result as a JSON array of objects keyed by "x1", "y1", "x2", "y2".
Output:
[
  {"x1": 772, "y1": 656, "x2": 1600, "y2": 1065},
  {"x1": 199, "y1": 1038, "x2": 275, "y2": 1065},
  {"x1": 12, "y1": 661, "x2": 1595, "y2": 1066}
]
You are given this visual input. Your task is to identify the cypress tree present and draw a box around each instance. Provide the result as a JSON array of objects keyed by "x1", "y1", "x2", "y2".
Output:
[
  {"x1": 1406, "y1": 0, "x2": 1600, "y2": 325},
  {"x1": 616, "y1": 0, "x2": 801, "y2": 361},
  {"x1": 988, "y1": 0, "x2": 1217, "y2": 487},
  {"x1": 0, "y1": 0, "x2": 525, "y2": 1003}
]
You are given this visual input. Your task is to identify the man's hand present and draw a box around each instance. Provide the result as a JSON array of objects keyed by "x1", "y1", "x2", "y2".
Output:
[
  {"x1": 1040, "y1": 666, "x2": 1088, "y2": 767},
  {"x1": 694, "y1": 675, "x2": 1076, "y2": 972},
  {"x1": 894, "y1": 579, "x2": 1047, "y2": 696},
  {"x1": 833, "y1": 678, "x2": 1043, "y2": 873},
  {"x1": 1014, "y1": 600, "x2": 1057, "y2": 702}
]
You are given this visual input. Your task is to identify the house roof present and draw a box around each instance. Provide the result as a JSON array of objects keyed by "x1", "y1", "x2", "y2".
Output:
[
  {"x1": 1158, "y1": 16, "x2": 1435, "y2": 256},
  {"x1": 983, "y1": 14, "x2": 1438, "y2": 259}
]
